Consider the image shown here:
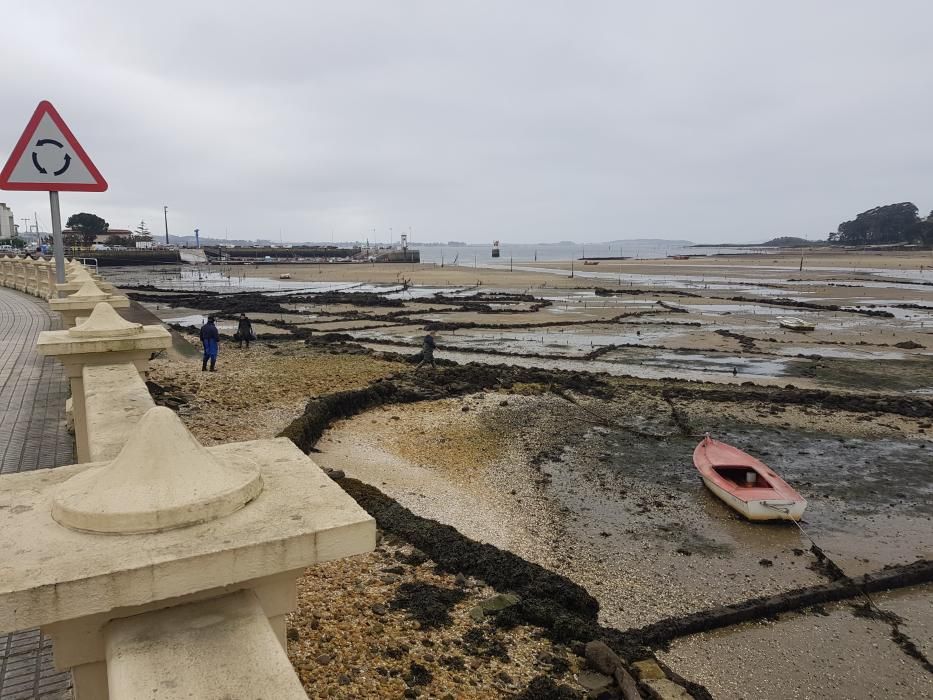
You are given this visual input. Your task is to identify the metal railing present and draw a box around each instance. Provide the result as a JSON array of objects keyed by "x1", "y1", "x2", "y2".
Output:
[{"x1": 76, "y1": 257, "x2": 99, "y2": 274}]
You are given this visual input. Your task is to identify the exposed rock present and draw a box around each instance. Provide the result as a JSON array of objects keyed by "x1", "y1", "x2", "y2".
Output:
[
  {"x1": 585, "y1": 640, "x2": 623, "y2": 675},
  {"x1": 470, "y1": 592, "x2": 521, "y2": 621},
  {"x1": 641, "y1": 678, "x2": 692, "y2": 700},
  {"x1": 578, "y1": 670, "x2": 614, "y2": 691},
  {"x1": 631, "y1": 659, "x2": 666, "y2": 681},
  {"x1": 479, "y1": 592, "x2": 521, "y2": 613}
]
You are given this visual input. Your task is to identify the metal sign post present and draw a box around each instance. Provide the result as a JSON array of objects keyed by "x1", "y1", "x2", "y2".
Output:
[
  {"x1": 49, "y1": 191, "x2": 65, "y2": 283},
  {"x1": 0, "y1": 101, "x2": 108, "y2": 287}
]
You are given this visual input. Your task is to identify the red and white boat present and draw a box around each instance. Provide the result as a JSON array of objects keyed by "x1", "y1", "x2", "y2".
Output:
[{"x1": 693, "y1": 434, "x2": 807, "y2": 521}]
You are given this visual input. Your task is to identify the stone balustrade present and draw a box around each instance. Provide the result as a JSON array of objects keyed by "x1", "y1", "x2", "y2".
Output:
[
  {"x1": 82, "y1": 363, "x2": 156, "y2": 462},
  {"x1": 57, "y1": 264, "x2": 115, "y2": 297},
  {"x1": 104, "y1": 590, "x2": 308, "y2": 698},
  {"x1": 49, "y1": 279, "x2": 131, "y2": 328},
  {"x1": 0, "y1": 276, "x2": 376, "y2": 699},
  {"x1": 14, "y1": 255, "x2": 28, "y2": 290},
  {"x1": 34, "y1": 258, "x2": 51, "y2": 298},
  {"x1": 1, "y1": 253, "x2": 70, "y2": 299},
  {"x1": 37, "y1": 302, "x2": 171, "y2": 463}
]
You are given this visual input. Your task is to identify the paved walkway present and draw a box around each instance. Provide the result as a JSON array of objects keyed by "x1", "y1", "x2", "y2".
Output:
[{"x1": 0, "y1": 289, "x2": 73, "y2": 699}]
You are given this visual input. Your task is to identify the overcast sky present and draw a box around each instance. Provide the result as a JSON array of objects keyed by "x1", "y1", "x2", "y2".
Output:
[{"x1": 1, "y1": 2, "x2": 931, "y2": 244}]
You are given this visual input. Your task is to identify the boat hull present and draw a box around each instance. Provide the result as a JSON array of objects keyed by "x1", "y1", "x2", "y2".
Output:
[
  {"x1": 778, "y1": 316, "x2": 815, "y2": 331},
  {"x1": 693, "y1": 436, "x2": 807, "y2": 522},
  {"x1": 701, "y1": 477, "x2": 806, "y2": 521}
]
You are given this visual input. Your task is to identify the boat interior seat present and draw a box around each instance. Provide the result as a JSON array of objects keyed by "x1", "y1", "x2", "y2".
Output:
[{"x1": 714, "y1": 466, "x2": 768, "y2": 488}]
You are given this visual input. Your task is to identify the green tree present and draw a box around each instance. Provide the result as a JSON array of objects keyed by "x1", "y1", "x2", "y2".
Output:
[
  {"x1": 106, "y1": 234, "x2": 129, "y2": 247},
  {"x1": 0, "y1": 237, "x2": 26, "y2": 249},
  {"x1": 830, "y1": 203, "x2": 919, "y2": 245},
  {"x1": 66, "y1": 212, "x2": 109, "y2": 247},
  {"x1": 134, "y1": 220, "x2": 152, "y2": 240},
  {"x1": 907, "y1": 210, "x2": 933, "y2": 246}
]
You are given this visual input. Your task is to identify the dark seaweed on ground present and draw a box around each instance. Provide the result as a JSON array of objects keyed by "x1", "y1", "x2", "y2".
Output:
[
  {"x1": 724, "y1": 294, "x2": 895, "y2": 318},
  {"x1": 512, "y1": 676, "x2": 580, "y2": 699},
  {"x1": 389, "y1": 582, "x2": 467, "y2": 628},
  {"x1": 278, "y1": 365, "x2": 612, "y2": 449}
]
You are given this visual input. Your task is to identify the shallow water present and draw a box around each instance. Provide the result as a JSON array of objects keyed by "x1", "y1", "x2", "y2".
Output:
[
  {"x1": 639, "y1": 352, "x2": 789, "y2": 377},
  {"x1": 775, "y1": 346, "x2": 906, "y2": 360},
  {"x1": 356, "y1": 339, "x2": 798, "y2": 385}
]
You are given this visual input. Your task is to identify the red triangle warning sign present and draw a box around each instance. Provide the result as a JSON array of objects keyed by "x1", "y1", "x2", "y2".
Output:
[{"x1": 0, "y1": 101, "x2": 107, "y2": 192}]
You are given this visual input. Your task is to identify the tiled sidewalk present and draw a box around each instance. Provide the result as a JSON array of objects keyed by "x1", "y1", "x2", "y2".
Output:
[{"x1": 0, "y1": 289, "x2": 73, "y2": 699}]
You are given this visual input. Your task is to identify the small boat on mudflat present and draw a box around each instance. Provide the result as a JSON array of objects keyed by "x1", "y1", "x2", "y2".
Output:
[
  {"x1": 693, "y1": 435, "x2": 807, "y2": 521},
  {"x1": 778, "y1": 316, "x2": 815, "y2": 331}
]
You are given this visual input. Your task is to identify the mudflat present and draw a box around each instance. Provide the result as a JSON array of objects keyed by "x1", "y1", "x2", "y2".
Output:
[{"x1": 121, "y1": 249, "x2": 932, "y2": 699}]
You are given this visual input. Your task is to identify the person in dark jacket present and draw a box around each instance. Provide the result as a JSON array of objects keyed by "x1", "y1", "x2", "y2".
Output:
[
  {"x1": 416, "y1": 331, "x2": 437, "y2": 370},
  {"x1": 200, "y1": 316, "x2": 220, "y2": 371},
  {"x1": 237, "y1": 313, "x2": 254, "y2": 349}
]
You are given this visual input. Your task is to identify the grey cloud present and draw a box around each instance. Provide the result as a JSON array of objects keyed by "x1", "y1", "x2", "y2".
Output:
[{"x1": 1, "y1": 1, "x2": 931, "y2": 243}]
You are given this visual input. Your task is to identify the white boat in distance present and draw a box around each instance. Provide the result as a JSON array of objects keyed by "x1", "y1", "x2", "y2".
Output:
[{"x1": 778, "y1": 316, "x2": 815, "y2": 331}]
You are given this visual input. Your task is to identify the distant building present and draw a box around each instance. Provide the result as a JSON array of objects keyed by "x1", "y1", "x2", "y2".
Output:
[
  {"x1": 62, "y1": 229, "x2": 134, "y2": 243},
  {"x1": 0, "y1": 203, "x2": 15, "y2": 239},
  {"x1": 97, "y1": 229, "x2": 133, "y2": 243}
]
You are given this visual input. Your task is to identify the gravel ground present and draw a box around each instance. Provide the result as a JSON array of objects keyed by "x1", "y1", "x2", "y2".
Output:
[
  {"x1": 149, "y1": 339, "x2": 406, "y2": 445},
  {"x1": 150, "y1": 340, "x2": 594, "y2": 698},
  {"x1": 288, "y1": 537, "x2": 579, "y2": 699},
  {"x1": 656, "y1": 596, "x2": 933, "y2": 699}
]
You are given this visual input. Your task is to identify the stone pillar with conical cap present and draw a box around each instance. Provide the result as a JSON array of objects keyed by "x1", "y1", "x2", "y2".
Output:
[
  {"x1": 55, "y1": 264, "x2": 115, "y2": 297},
  {"x1": 38, "y1": 302, "x2": 172, "y2": 462},
  {"x1": 53, "y1": 406, "x2": 264, "y2": 534},
  {"x1": 0, "y1": 403, "x2": 374, "y2": 699},
  {"x1": 49, "y1": 278, "x2": 131, "y2": 327}
]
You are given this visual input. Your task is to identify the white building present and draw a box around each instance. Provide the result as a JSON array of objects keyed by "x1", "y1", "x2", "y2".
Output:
[{"x1": 0, "y1": 203, "x2": 14, "y2": 239}]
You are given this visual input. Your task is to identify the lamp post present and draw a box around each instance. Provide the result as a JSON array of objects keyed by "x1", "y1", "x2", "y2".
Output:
[{"x1": 163, "y1": 206, "x2": 169, "y2": 245}]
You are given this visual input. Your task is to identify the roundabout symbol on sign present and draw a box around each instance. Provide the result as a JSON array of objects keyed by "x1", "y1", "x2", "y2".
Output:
[{"x1": 31, "y1": 138, "x2": 72, "y2": 176}]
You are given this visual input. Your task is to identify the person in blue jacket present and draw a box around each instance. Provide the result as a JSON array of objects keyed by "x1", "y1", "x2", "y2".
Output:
[{"x1": 200, "y1": 316, "x2": 220, "y2": 372}]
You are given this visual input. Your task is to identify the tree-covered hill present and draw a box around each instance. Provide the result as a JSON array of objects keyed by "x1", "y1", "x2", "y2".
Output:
[
  {"x1": 829, "y1": 203, "x2": 932, "y2": 246},
  {"x1": 761, "y1": 236, "x2": 813, "y2": 247}
]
